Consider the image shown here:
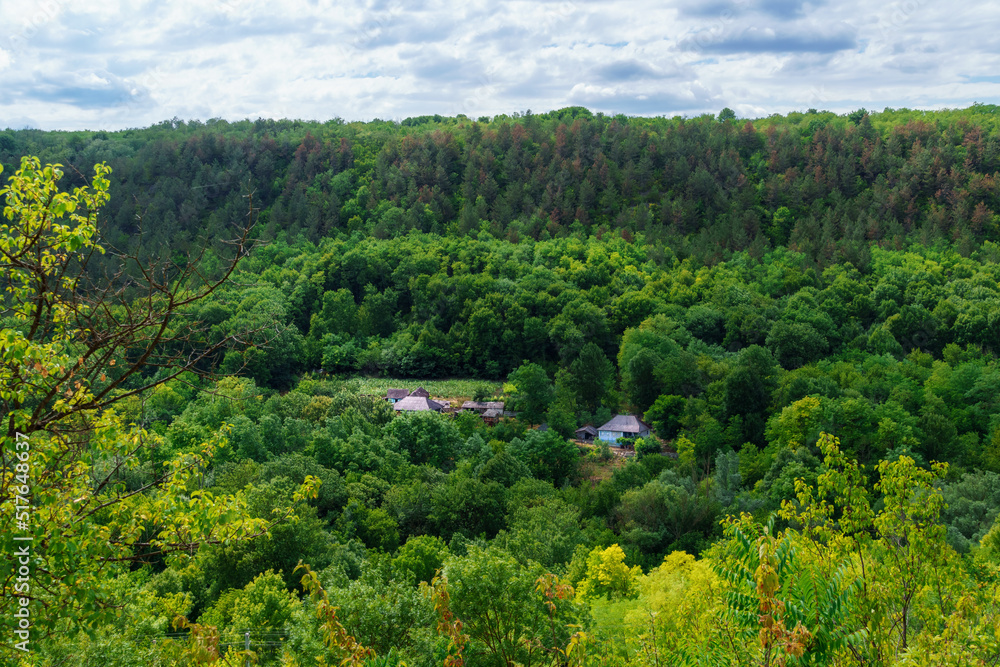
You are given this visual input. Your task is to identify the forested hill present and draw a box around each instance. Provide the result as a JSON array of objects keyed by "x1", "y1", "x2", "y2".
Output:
[
  {"x1": 8, "y1": 107, "x2": 1000, "y2": 665},
  {"x1": 3, "y1": 104, "x2": 1000, "y2": 264}
]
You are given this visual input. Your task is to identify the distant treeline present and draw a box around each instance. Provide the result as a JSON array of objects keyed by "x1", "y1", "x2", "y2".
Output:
[{"x1": 3, "y1": 104, "x2": 1000, "y2": 265}]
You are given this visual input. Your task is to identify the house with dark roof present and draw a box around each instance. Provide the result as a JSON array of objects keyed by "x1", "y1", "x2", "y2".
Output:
[
  {"x1": 596, "y1": 415, "x2": 651, "y2": 445},
  {"x1": 386, "y1": 389, "x2": 410, "y2": 404},
  {"x1": 482, "y1": 407, "x2": 504, "y2": 424},
  {"x1": 460, "y1": 400, "x2": 506, "y2": 423},
  {"x1": 392, "y1": 395, "x2": 446, "y2": 413},
  {"x1": 386, "y1": 386, "x2": 434, "y2": 403},
  {"x1": 460, "y1": 400, "x2": 505, "y2": 413},
  {"x1": 574, "y1": 425, "x2": 597, "y2": 442}
]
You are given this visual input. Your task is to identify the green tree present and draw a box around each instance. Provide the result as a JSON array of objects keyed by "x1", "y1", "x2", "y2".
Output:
[
  {"x1": 392, "y1": 535, "x2": 450, "y2": 585},
  {"x1": 644, "y1": 394, "x2": 685, "y2": 440},
  {"x1": 713, "y1": 516, "x2": 857, "y2": 667},
  {"x1": 0, "y1": 157, "x2": 291, "y2": 650},
  {"x1": 199, "y1": 569, "x2": 301, "y2": 639},
  {"x1": 940, "y1": 471, "x2": 1000, "y2": 553},
  {"x1": 778, "y1": 433, "x2": 959, "y2": 663},
  {"x1": 495, "y1": 497, "x2": 585, "y2": 568},
  {"x1": 545, "y1": 371, "x2": 579, "y2": 440},
  {"x1": 430, "y1": 470, "x2": 506, "y2": 540},
  {"x1": 868, "y1": 325, "x2": 904, "y2": 357},
  {"x1": 385, "y1": 410, "x2": 462, "y2": 468},
  {"x1": 723, "y1": 345, "x2": 779, "y2": 445},
  {"x1": 575, "y1": 544, "x2": 642, "y2": 600},
  {"x1": 978, "y1": 514, "x2": 1000, "y2": 566},
  {"x1": 440, "y1": 545, "x2": 580, "y2": 667},
  {"x1": 508, "y1": 429, "x2": 580, "y2": 486},
  {"x1": 309, "y1": 288, "x2": 359, "y2": 338},
  {"x1": 201, "y1": 476, "x2": 332, "y2": 595},
  {"x1": 766, "y1": 320, "x2": 827, "y2": 369},
  {"x1": 618, "y1": 315, "x2": 698, "y2": 412},
  {"x1": 358, "y1": 286, "x2": 398, "y2": 338},
  {"x1": 505, "y1": 362, "x2": 555, "y2": 426},
  {"x1": 621, "y1": 346, "x2": 663, "y2": 411},
  {"x1": 768, "y1": 205, "x2": 794, "y2": 245},
  {"x1": 220, "y1": 284, "x2": 305, "y2": 389},
  {"x1": 569, "y1": 342, "x2": 616, "y2": 413},
  {"x1": 718, "y1": 107, "x2": 736, "y2": 122},
  {"x1": 310, "y1": 560, "x2": 437, "y2": 658}
]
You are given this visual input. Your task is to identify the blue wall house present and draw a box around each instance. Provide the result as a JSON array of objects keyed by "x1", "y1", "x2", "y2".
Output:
[
  {"x1": 597, "y1": 414, "x2": 651, "y2": 445},
  {"x1": 386, "y1": 389, "x2": 410, "y2": 404}
]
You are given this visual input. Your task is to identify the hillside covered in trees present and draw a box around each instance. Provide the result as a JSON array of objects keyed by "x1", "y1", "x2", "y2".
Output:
[
  {"x1": 3, "y1": 106, "x2": 1000, "y2": 666},
  {"x1": 3, "y1": 104, "x2": 1000, "y2": 263}
]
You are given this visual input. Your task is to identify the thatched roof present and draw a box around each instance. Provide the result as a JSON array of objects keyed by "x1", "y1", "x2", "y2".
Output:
[
  {"x1": 409, "y1": 386, "x2": 430, "y2": 398},
  {"x1": 482, "y1": 408, "x2": 504, "y2": 418},
  {"x1": 393, "y1": 396, "x2": 446, "y2": 412},
  {"x1": 597, "y1": 415, "x2": 651, "y2": 434},
  {"x1": 386, "y1": 388, "x2": 410, "y2": 400},
  {"x1": 575, "y1": 425, "x2": 598, "y2": 437}
]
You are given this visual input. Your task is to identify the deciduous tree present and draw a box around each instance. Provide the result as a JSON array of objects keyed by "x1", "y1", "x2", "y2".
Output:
[{"x1": 0, "y1": 157, "x2": 309, "y2": 650}]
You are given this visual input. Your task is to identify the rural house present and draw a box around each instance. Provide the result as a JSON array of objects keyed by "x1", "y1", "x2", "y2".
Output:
[
  {"x1": 459, "y1": 400, "x2": 505, "y2": 414},
  {"x1": 481, "y1": 408, "x2": 504, "y2": 424},
  {"x1": 385, "y1": 388, "x2": 410, "y2": 404},
  {"x1": 460, "y1": 400, "x2": 507, "y2": 423},
  {"x1": 386, "y1": 386, "x2": 431, "y2": 403},
  {"x1": 392, "y1": 395, "x2": 447, "y2": 413},
  {"x1": 597, "y1": 415, "x2": 651, "y2": 445}
]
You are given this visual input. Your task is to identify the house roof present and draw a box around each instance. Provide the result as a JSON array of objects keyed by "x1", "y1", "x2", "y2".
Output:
[
  {"x1": 597, "y1": 414, "x2": 651, "y2": 434},
  {"x1": 386, "y1": 388, "x2": 410, "y2": 399},
  {"x1": 461, "y1": 400, "x2": 505, "y2": 410},
  {"x1": 393, "y1": 396, "x2": 445, "y2": 412},
  {"x1": 482, "y1": 408, "x2": 504, "y2": 418},
  {"x1": 575, "y1": 425, "x2": 598, "y2": 436},
  {"x1": 409, "y1": 386, "x2": 430, "y2": 398}
]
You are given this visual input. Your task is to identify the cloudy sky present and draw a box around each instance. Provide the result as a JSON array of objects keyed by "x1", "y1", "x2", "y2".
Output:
[{"x1": 1, "y1": 0, "x2": 998, "y2": 130}]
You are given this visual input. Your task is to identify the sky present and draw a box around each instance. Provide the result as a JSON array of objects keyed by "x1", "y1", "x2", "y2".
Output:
[{"x1": 1, "y1": 0, "x2": 998, "y2": 131}]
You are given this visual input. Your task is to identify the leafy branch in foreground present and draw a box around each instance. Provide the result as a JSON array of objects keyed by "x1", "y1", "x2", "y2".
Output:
[{"x1": 0, "y1": 156, "x2": 284, "y2": 654}]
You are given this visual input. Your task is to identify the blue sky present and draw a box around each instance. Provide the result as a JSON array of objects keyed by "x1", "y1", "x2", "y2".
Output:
[{"x1": 1, "y1": 0, "x2": 998, "y2": 130}]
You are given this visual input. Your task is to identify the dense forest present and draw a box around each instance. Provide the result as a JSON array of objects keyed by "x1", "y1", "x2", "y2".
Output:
[
  {"x1": 3, "y1": 103, "x2": 1000, "y2": 262},
  {"x1": 2, "y1": 105, "x2": 1000, "y2": 666}
]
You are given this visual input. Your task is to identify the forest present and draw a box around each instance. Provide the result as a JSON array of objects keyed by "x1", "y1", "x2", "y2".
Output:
[{"x1": 1, "y1": 105, "x2": 1000, "y2": 666}]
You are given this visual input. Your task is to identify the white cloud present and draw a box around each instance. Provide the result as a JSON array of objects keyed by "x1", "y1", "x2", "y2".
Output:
[{"x1": 0, "y1": 0, "x2": 997, "y2": 129}]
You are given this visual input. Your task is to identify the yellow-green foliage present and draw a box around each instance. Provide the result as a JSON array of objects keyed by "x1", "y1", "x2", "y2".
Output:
[
  {"x1": 582, "y1": 551, "x2": 722, "y2": 665},
  {"x1": 631, "y1": 552, "x2": 718, "y2": 626},
  {"x1": 576, "y1": 544, "x2": 643, "y2": 601},
  {"x1": 976, "y1": 515, "x2": 1000, "y2": 568},
  {"x1": 200, "y1": 570, "x2": 301, "y2": 635},
  {"x1": 0, "y1": 158, "x2": 311, "y2": 647}
]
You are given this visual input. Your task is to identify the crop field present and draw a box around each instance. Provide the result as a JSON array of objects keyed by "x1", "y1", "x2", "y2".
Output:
[{"x1": 337, "y1": 376, "x2": 503, "y2": 400}]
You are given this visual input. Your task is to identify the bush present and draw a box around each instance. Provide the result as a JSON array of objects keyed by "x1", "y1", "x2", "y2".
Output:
[{"x1": 635, "y1": 437, "x2": 662, "y2": 458}]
